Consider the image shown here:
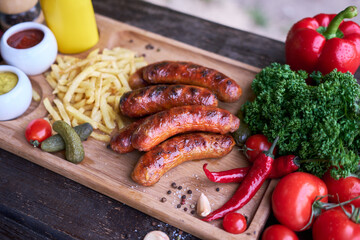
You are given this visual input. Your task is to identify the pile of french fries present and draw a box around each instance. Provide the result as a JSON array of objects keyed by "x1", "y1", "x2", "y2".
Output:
[{"x1": 43, "y1": 47, "x2": 147, "y2": 142}]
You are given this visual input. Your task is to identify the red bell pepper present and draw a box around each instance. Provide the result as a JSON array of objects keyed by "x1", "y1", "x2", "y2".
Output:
[{"x1": 285, "y1": 6, "x2": 360, "y2": 75}]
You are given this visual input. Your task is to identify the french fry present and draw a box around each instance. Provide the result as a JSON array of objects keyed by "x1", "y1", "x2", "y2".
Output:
[
  {"x1": 92, "y1": 110, "x2": 102, "y2": 123},
  {"x1": 100, "y1": 92, "x2": 115, "y2": 129},
  {"x1": 42, "y1": 47, "x2": 147, "y2": 141},
  {"x1": 43, "y1": 97, "x2": 61, "y2": 121},
  {"x1": 53, "y1": 98, "x2": 71, "y2": 125},
  {"x1": 32, "y1": 89, "x2": 41, "y2": 101},
  {"x1": 63, "y1": 66, "x2": 96, "y2": 103},
  {"x1": 73, "y1": 99, "x2": 86, "y2": 109},
  {"x1": 45, "y1": 74, "x2": 58, "y2": 89},
  {"x1": 66, "y1": 105, "x2": 99, "y2": 128},
  {"x1": 90, "y1": 131, "x2": 111, "y2": 142}
]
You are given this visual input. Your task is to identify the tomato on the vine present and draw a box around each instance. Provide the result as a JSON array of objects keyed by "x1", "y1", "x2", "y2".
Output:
[
  {"x1": 272, "y1": 172, "x2": 328, "y2": 231},
  {"x1": 244, "y1": 134, "x2": 276, "y2": 163},
  {"x1": 222, "y1": 212, "x2": 247, "y2": 234},
  {"x1": 25, "y1": 119, "x2": 52, "y2": 147},
  {"x1": 262, "y1": 224, "x2": 298, "y2": 240},
  {"x1": 322, "y1": 170, "x2": 360, "y2": 208},
  {"x1": 312, "y1": 206, "x2": 360, "y2": 240}
]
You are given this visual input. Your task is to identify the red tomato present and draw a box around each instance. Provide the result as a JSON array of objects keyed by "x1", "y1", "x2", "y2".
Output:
[
  {"x1": 222, "y1": 212, "x2": 247, "y2": 234},
  {"x1": 244, "y1": 134, "x2": 276, "y2": 162},
  {"x1": 262, "y1": 224, "x2": 298, "y2": 240},
  {"x1": 272, "y1": 172, "x2": 328, "y2": 231},
  {"x1": 312, "y1": 207, "x2": 360, "y2": 240},
  {"x1": 25, "y1": 119, "x2": 52, "y2": 147},
  {"x1": 322, "y1": 170, "x2": 360, "y2": 208}
]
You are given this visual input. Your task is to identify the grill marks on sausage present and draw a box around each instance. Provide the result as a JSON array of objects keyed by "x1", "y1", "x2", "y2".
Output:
[
  {"x1": 131, "y1": 105, "x2": 240, "y2": 152},
  {"x1": 119, "y1": 85, "x2": 218, "y2": 118},
  {"x1": 141, "y1": 61, "x2": 242, "y2": 102},
  {"x1": 149, "y1": 85, "x2": 167, "y2": 98},
  {"x1": 131, "y1": 133, "x2": 236, "y2": 186}
]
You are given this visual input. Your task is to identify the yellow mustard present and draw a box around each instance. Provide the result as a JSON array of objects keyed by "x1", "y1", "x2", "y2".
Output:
[
  {"x1": 0, "y1": 72, "x2": 18, "y2": 95},
  {"x1": 40, "y1": 0, "x2": 99, "y2": 54}
]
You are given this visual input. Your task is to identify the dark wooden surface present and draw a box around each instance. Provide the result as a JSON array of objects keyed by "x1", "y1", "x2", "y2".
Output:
[{"x1": 0, "y1": 0, "x2": 316, "y2": 239}]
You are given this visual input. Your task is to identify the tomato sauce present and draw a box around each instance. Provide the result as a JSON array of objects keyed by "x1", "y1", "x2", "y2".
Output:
[{"x1": 7, "y1": 29, "x2": 44, "y2": 49}]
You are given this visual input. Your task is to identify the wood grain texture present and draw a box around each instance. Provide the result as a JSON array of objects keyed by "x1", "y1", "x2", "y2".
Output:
[{"x1": 0, "y1": 14, "x2": 272, "y2": 240}]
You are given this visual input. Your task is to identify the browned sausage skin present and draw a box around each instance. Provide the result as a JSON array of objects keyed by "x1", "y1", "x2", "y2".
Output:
[
  {"x1": 141, "y1": 61, "x2": 242, "y2": 102},
  {"x1": 109, "y1": 118, "x2": 145, "y2": 154},
  {"x1": 131, "y1": 133, "x2": 235, "y2": 186},
  {"x1": 131, "y1": 105, "x2": 240, "y2": 151},
  {"x1": 119, "y1": 85, "x2": 218, "y2": 118},
  {"x1": 128, "y1": 66, "x2": 149, "y2": 89}
]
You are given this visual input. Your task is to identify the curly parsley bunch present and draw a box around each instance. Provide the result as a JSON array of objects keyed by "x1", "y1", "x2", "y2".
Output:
[{"x1": 242, "y1": 63, "x2": 360, "y2": 178}]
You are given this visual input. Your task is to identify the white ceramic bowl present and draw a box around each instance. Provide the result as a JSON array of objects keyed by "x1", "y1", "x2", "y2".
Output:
[
  {"x1": 0, "y1": 22, "x2": 57, "y2": 75},
  {"x1": 0, "y1": 65, "x2": 32, "y2": 121}
]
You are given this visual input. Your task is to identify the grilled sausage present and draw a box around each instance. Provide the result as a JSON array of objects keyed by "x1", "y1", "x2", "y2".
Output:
[
  {"x1": 128, "y1": 66, "x2": 149, "y2": 89},
  {"x1": 131, "y1": 133, "x2": 235, "y2": 186},
  {"x1": 120, "y1": 85, "x2": 218, "y2": 118},
  {"x1": 141, "y1": 61, "x2": 242, "y2": 102},
  {"x1": 131, "y1": 105, "x2": 240, "y2": 151},
  {"x1": 109, "y1": 118, "x2": 145, "y2": 154}
]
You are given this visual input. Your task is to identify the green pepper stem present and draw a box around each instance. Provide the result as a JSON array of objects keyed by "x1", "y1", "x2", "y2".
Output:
[
  {"x1": 265, "y1": 136, "x2": 279, "y2": 158},
  {"x1": 300, "y1": 194, "x2": 360, "y2": 231},
  {"x1": 323, "y1": 6, "x2": 358, "y2": 39}
]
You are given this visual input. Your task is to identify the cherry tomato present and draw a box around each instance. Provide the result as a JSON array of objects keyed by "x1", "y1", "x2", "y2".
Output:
[
  {"x1": 272, "y1": 172, "x2": 328, "y2": 231},
  {"x1": 25, "y1": 119, "x2": 52, "y2": 147},
  {"x1": 262, "y1": 224, "x2": 298, "y2": 240},
  {"x1": 222, "y1": 212, "x2": 247, "y2": 234},
  {"x1": 312, "y1": 206, "x2": 360, "y2": 240},
  {"x1": 244, "y1": 134, "x2": 276, "y2": 163},
  {"x1": 322, "y1": 170, "x2": 360, "y2": 208}
]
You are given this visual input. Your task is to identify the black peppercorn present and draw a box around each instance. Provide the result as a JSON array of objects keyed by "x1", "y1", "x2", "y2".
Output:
[{"x1": 145, "y1": 43, "x2": 154, "y2": 50}]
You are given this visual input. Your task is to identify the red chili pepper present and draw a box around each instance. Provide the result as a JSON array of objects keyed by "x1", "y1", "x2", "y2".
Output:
[
  {"x1": 285, "y1": 6, "x2": 360, "y2": 75},
  {"x1": 203, "y1": 155, "x2": 299, "y2": 183},
  {"x1": 269, "y1": 155, "x2": 299, "y2": 178},
  {"x1": 203, "y1": 163, "x2": 250, "y2": 183},
  {"x1": 202, "y1": 137, "x2": 279, "y2": 222}
]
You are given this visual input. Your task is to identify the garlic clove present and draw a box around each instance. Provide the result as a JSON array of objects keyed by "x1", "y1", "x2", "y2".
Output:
[
  {"x1": 196, "y1": 193, "x2": 211, "y2": 217},
  {"x1": 143, "y1": 230, "x2": 169, "y2": 240}
]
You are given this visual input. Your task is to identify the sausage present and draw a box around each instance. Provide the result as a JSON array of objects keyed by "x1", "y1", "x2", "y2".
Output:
[
  {"x1": 120, "y1": 85, "x2": 218, "y2": 118},
  {"x1": 131, "y1": 133, "x2": 235, "y2": 186},
  {"x1": 128, "y1": 66, "x2": 149, "y2": 89},
  {"x1": 141, "y1": 61, "x2": 242, "y2": 102},
  {"x1": 131, "y1": 105, "x2": 240, "y2": 151},
  {"x1": 109, "y1": 118, "x2": 145, "y2": 154}
]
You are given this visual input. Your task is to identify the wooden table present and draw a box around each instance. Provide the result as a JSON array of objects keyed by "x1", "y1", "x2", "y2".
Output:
[{"x1": 1, "y1": 0, "x2": 322, "y2": 239}]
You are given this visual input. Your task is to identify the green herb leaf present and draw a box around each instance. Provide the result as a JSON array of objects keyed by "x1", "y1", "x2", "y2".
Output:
[{"x1": 242, "y1": 63, "x2": 360, "y2": 178}]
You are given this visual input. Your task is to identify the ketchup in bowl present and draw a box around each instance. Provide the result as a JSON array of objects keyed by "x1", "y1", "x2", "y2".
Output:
[
  {"x1": 7, "y1": 29, "x2": 44, "y2": 49},
  {"x1": 0, "y1": 22, "x2": 57, "y2": 75}
]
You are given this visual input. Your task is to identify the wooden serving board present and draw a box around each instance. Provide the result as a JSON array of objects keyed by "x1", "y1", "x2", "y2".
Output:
[{"x1": 0, "y1": 14, "x2": 276, "y2": 240}]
